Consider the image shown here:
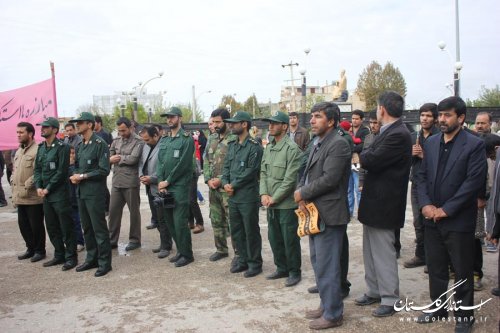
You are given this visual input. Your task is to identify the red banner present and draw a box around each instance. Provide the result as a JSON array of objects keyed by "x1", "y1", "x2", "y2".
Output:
[{"x1": 0, "y1": 78, "x2": 58, "y2": 150}]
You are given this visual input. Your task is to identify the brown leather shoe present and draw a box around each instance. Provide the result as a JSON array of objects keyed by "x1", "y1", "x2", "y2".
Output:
[
  {"x1": 193, "y1": 225, "x2": 204, "y2": 234},
  {"x1": 403, "y1": 256, "x2": 425, "y2": 268},
  {"x1": 305, "y1": 307, "x2": 323, "y2": 319},
  {"x1": 309, "y1": 315, "x2": 343, "y2": 330}
]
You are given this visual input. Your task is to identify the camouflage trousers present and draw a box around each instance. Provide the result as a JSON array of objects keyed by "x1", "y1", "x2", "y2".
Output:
[{"x1": 209, "y1": 188, "x2": 237, "y2": 255}]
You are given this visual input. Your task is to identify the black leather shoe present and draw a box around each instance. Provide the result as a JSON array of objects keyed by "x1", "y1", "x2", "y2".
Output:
[
  {"x1": 125, "y1": 242, "x2": 141, "y2": 251},
  {"x1": 354, "y1": 294, "x2": 381, "y2": 306},
  {"x1": 95, "y1": 267, "x2": 112, "y2": 277},
  {"x1": 266, "y1": 271, "x2": 289, "y2": 280},
  {"x1": 341, "y1": 289, "x2": 350, "y2": 299},
  {"x1": 146, "y1": 223, "x2": 158, "y2": 230},
  {"x1": 76, "y1": 262, "x2": 98, "y2": 272},
  {"x1": 174, "y1": 256, "x2": 194, "y2": 267},
  {"x1": 30, "y1": 253, "x2": 46, "y2": 263},
  {"x1": 18, "y1": 251, "x2": 34, "y2": 260},
  {"x1": 230, "y1": 256, "x2": 240, "y2": 268},
  {"x1": 491, "y1": 288, "x2": 500, "y2": 297},
  {"x1": 152, "y1": 247, "x2": 161, "y2": 253},
  {"x1": 43, "y1": 257, "x2": 65, "y2": 267},
  {"x1": 308, "y1": 285, "x2": 319, "y2": 294},
  {"x1": 111, "y1": 244, "x2": 118, "y2": 249},
  {"x1": 158, "y1": 249, "x2": 170, "y2": 259},
  {"x1": 455, "y1": 319, "x2": 474, "y2": 333},
  {"x1": 62, "y1": 260, "x2": 78, "y2": 271},
  {"x1": 285, "y1": 275, "x2": 301, "y2": 287},
  {"x1": 230, "y1": 264, "x2": 248, "y2": 273},
  {"x1": 169, "y1": 253, "x2": 182, "y2": 263},
  {"x1": 416, "y1": 312, "x2": 448, "y2": 324},
  {"x1": 209, "y1": 252, "x2": 229, "y2": 262},
  {"x1": 244, "y1": 267, "x2": 262, "y2": 278},
  {"x1": 372, "y1": 305, "x2": 395, "y2": 317}
]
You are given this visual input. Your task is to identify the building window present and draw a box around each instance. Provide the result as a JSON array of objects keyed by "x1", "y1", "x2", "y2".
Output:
[{"x1": 310, "y1": 88, "x2": 315, "y2": 94}]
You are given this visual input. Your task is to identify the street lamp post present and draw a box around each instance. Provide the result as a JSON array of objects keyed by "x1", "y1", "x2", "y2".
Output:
[
  {"x1": 438, "y1": 41, "x2": 463, "y2": 97},
  {"x1": 133, "y1": 71, "x2": 164, "y2": 122},
  {"x1": 145, "y1": 103, "x2": 152, "y2": 123},
  {"x1": 300, "y1": 48, "x2": 311, "y2": 113},
  {"x1": 116, "y1": 98, "x2": 125, "y2": 117},
  {"x1": 191, "y1": 86, "x2": 212, "y2": 122}
]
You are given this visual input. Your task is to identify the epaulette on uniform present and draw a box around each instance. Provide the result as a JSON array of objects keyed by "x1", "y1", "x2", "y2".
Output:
[
  {"x1": 338, "y1": 129, "x2": 345, "y2": 136},
  {"x1": 183, "y1": 132, "x2": 190, "y2": 137},
  {"x1": 96, "y1": 138, "x2": 103, "y2": 144},
  {"x1": 249, "y1": 138, "x2": 259, "y2": 145}
]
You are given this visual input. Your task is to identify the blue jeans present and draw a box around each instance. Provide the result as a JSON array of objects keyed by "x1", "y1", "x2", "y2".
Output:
[{"x1": 348, "y1": 170, "x2": 361, "y2": 216}]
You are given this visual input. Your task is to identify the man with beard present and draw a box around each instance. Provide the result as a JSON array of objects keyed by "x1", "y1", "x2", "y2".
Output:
[
  {"x1": 34, "y1": 117, "x2": 77, "y2": 271},
  {"x1": 222, "y1": 111, "x2": 263, "y2": 277},
  {"x1": 295, "y1": 102, "x2": 351, "y2": 329},
  {"x1": 404, "y1": 103, "x2": 439, "y2": 269},
  {"x1": 139, "y1": 126, "x2": 173, "y2": 258},
  {"x1": 204, "y1": 108, "x2": 239, "y2": 263},
  {"x1": 69, "y1": 112, "x2": 112, "y2": 277},
  {"x1": 474, "y1": 112, "x2": 492, "y2": 134},
  {"x1": 12, "y1": 122, "x2": 46, "y2": 262},
  {"x1": 260, "y1": 111, "x2": 302, "y2": 287},
  {"x1": 416, "y1": 97, "x2": 486, "y2": 333},
  {"x1": 157, "y1": 107, "x2": 195, "y2": 267}
]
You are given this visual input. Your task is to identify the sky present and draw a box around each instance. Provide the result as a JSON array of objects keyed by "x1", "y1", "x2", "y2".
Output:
[{"x1": 1, "y1": 0, "x2": 499, "y2": 120}]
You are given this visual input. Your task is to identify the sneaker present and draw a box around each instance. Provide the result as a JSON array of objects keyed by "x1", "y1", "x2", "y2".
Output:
[
  {"x1": 474, "y1": 274, "x2": 484, "y2": 291},
  {"x1": 77, "y1": 244, "x2": 85, "y2": 252},
  {"x1": 486, "y1": 243, "x2": 498, "y2": 253}
]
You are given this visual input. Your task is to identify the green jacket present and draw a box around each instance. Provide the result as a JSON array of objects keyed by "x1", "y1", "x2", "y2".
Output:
[
  {"x1": 34, "y1": 139, "x2": 70, "y2": 202},
  {"x1": 260, "y1": 135, "x2": 302, "y2": 209},
  {"x1": 156, "y1": 128, "x2": 194, "y2": 203},
  {"x1": 221, "y1": 134, "x2": 263, "y2": 203},
  {"x1": 203, "y1": 132, "x2": 237, "y2": 187},
  {"x1": 75, "y1": 133, "x2": 111, "y2": 199}
]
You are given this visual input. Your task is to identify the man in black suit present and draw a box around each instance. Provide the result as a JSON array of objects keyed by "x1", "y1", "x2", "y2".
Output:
[
  {"x1": 355, "y1": 91, "x2": 412, "y2": 317},
  {"x1": 416, "y1": 97, "x2": 486, "y2": 333},
  {"x1": 294, "y1": 102, "x2": 351, "y2": 330}
]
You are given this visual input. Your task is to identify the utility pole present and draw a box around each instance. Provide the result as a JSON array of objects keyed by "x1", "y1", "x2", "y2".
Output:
[
  {"x1": 192, "y1": 85, "x2": 197, "y2": 123},
  {"x1": 282, "y1": 61, "x2": 299, "y2": 112},
  {"x1": 252, "y1": 93, "x2": 256, "y2": 118}
]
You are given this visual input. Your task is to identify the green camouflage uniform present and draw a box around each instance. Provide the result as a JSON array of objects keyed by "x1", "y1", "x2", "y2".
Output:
[{"x1": 203, "y1": 132, "x2": 238, "y2": 255}]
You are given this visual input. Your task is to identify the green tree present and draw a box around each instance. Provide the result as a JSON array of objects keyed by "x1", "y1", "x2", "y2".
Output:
[
  {"x1": 112, "y1": 102, "x2": 149, "y2": 124},
  {"x1": 219, "y1": 95, "x2": 242, "y2": 115},
  {"x1": 356, "y1": 61, "x2": 407, "y2": 110},
  {"x1": 306, "y1": 94, "x2": 326, "y2": 111},
  {"x1": 76, "y1": 103, "x2": 115, "y2": 132},
  {"x1": 467, "y1": 85, "x2": 500, "y2": 107},
  {"x1": 242, "y1": 94, "x2": 270, "y2": 118}
]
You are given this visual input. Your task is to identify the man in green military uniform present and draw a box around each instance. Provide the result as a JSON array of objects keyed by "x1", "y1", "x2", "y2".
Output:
[
  {"x1": 157, "y1": 107, "x2": 195, "y2": 267},
  {"x1": 203, "y1": 108, "x2": 239, "y2": 263},
  {"x1": 34, "y1": 117, "x2": 77, "y2": 271},
  {"x1": 69, "y1": 112, "x2": 112, "y2": 277},
  {"x1": 221, "y1": 111, "x2": 263, "y2": 277},
  {"x1": 260, "y1": 111, "x2": 303, "y2": 287}
]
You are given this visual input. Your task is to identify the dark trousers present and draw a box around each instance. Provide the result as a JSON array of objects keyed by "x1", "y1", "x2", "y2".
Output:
[
  {"x1": 394, "y1": 228, "x2": 401, "y2": 254},
  {"x1": 17, "y1": 204, "x2": 45, "y2": 255},
  {"x1": 410, "y1": 183, "x2": 425, "y2": 259},
  {"x1": 164, "y1": 202, "x2": 193, "y2": 259},
  {"x1": 424, "y1": 225, "x2": 474, "y2": 319},
  {"x1": 229, "y1": 201, "x2": 262, "y2": 270},
  {"x1": 0, "y1": 171, "x2": 6, "y2": 204},
  {"x1": 267, "y1": 208, "x2": 301, "y2": 277},
  {"x1": 340, "y1": 230, "x2": 351, "y2": 293},
  {"x1": 104, "y1": 182, "x2": 110, "y2": 213},
  {"x1": 188, "y1": 175, "x2": 204, "y2": 226},
  {"x1": 310, "y1": 224, "x2": 346, "y2": 321},
  {"x1": 44, "y1": 199, "x2": 77, "y2": 261},
  {"x1": 473, "y1": 238, "x2": 483, "y2": 279},
  {"x1": 71, "y1": 206, "x2": 85, "y2": 245},
  {"x1": 79, "y1": 197, "x2": 112, "y2": 270},
  {"x1": 146, "y1": 188, "x2": 158, "y2": 225},
  {"x1": 155, "y1": 203, "x2": 173, "y2": 251}
]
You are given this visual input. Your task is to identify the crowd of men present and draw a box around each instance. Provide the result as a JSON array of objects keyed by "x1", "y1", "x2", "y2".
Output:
[{"x1": 3, "y1": 90, "x2": 499, "y2": 332}]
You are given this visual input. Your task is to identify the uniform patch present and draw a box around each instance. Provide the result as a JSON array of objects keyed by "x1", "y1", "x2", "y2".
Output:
[
  {"x1": 174, "y1": 150, "x2": 180, "y2": 158},
  {"x1": 49, "y1": 162, "x2": 56, "y2": 170}
]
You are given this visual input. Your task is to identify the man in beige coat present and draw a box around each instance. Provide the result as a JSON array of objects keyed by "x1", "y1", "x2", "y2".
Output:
[{"x1": 12, "y1": 122, "x2": 46, "y2": 262}]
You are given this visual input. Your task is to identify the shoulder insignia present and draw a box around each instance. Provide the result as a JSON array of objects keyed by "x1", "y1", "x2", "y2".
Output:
[
  {"x1": 249, "y1": 138, "x2": 259, "y2": 145},
  {"x1": 183, "y1": 132, "x2": 190, "y2": 137},
  {"x1": 96, "y1": 138, "x2": 103, "y2": 144},
  {"x1": 338, "y1": 129, "x2": 345, "y2": 136}
]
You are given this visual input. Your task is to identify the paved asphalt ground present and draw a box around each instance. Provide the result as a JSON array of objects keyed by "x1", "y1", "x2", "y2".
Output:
[{"x1": 0, "y1": 176, "x2": 498, "y2": 332}]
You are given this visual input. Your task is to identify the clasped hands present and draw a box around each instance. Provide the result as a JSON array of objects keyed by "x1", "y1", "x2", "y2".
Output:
[{"x1": 422, "y1": 205, "x2": 448, "y2": 223}]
